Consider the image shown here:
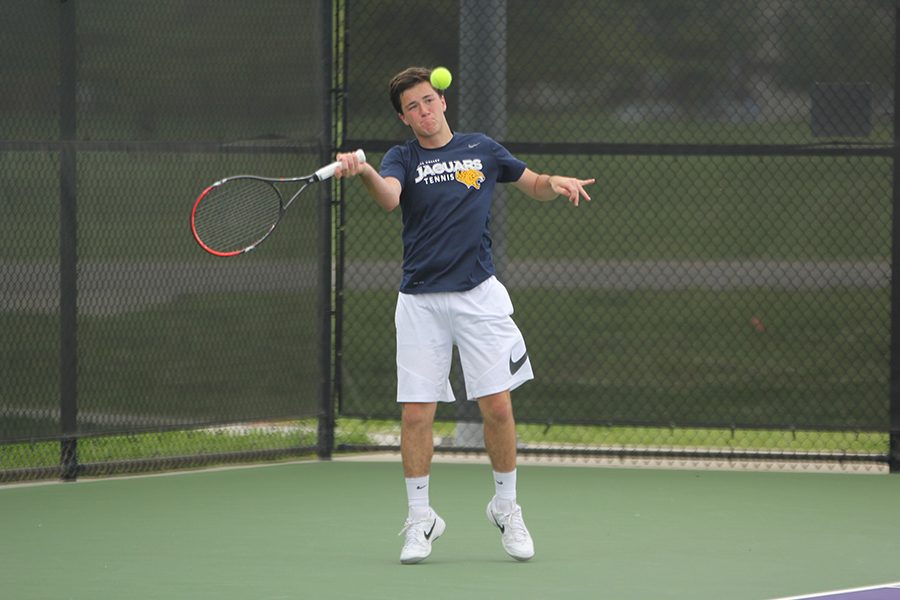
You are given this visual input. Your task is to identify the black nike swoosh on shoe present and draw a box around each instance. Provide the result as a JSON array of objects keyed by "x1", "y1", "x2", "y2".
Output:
[
  {"x1": 424, "y1": 520, "x2": 437, "y2": 540},
  {"x1": 492, "y1": 515, "x2": 505, "y2": 534},
  {"x1": 509, "y1": 351, "x2": 529, "y2": 375}
]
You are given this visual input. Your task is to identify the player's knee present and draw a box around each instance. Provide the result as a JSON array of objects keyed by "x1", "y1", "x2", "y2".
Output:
[
  {"x1": 401, "y1": 403, "x2": 435, "y2": 429},
  {"x1": 479, "y1": 395, "x2": 514, "y2": 425}
]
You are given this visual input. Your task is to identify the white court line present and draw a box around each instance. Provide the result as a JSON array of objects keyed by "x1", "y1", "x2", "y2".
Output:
[
  {"x1": 335, "y1": 450, "x2": 888, "y2": 475},
  {"x1": 770, "y1": 582, "x2": 900, "y2": 600},
  {"x1": 0, "y1": 457, "x2": 322, "y2": 490}
]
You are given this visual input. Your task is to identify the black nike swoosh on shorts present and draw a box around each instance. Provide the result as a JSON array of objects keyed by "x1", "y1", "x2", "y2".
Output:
[{"x1": 509, "y1": 351, "x2": 529, "y2": 375}]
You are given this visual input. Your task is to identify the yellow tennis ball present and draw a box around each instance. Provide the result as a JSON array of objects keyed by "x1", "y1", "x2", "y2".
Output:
[{"x1": 430, "y1": 67, "x2": 452, "y2": 90}]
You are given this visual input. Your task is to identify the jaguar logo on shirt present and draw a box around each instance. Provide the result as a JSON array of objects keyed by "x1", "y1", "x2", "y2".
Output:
[{"x1": 455, "y1": 169, "x2": 486, "y2": 190}]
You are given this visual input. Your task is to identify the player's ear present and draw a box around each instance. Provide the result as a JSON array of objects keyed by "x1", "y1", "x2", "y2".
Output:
[{"x1": 398, "y1": 112, "x2": 410, "y2": 127}]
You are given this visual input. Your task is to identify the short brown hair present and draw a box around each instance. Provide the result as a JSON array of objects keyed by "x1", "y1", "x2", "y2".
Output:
[{"x1": 389, "y1": 67, "x2": 444, "y2": 114}]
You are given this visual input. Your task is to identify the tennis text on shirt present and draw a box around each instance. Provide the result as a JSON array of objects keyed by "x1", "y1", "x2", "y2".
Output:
[{"x1": 414, "y1": 159, "x2": 485, "y2": 189}]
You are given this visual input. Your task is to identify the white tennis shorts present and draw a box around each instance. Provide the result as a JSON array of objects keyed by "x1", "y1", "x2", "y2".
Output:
[{"x1": 394, "y1": 276, "x2": 534, "y2": 403}]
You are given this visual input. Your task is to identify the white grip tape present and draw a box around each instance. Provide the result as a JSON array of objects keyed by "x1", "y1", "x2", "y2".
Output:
[{"x1": 315, "y1": 149, "x2": 367, "y2": 181}]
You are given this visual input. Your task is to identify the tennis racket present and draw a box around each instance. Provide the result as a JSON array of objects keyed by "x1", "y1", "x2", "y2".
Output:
[{"x1": 191, "y1": 149, "x2": 366, "y2": 257}]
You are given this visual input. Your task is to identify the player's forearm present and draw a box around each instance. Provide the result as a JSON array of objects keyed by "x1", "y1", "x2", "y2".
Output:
[
  {"x1": 359, "y1": 164, "x2": 401, "y2": 212},
  {"x1": 516, "y1": 168, "x2": 594, "y2": 206}
]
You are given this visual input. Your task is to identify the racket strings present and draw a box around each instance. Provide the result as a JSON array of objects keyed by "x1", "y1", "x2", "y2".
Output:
[{"x1": 194, "y1": 179, "x2": 282, "y2": 253}]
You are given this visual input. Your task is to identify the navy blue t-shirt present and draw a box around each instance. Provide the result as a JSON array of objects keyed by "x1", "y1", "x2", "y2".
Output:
[{"x1": 380, "y1": 132, "x2": 527, "y2": 294}]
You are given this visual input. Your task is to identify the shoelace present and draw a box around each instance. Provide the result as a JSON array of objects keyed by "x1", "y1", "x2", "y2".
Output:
[
  {"x1": 495, "y1": 506, "x2": 529, "y2": 542},
  {"x1": 398, "y1": 516, "x2": 430, "y2": 540}
]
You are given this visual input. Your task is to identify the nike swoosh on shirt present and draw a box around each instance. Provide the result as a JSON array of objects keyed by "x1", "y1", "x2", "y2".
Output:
[
  {"x1": 509, "y1": 351, "x2": 529, "y2": 375},
  {"x1": 468, "y1": 143, "x2": 480, "y2": 148}
]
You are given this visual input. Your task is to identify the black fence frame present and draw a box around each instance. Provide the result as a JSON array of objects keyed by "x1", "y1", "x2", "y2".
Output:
[
  {"x1": 0, "y1": 0, "x2": 336, "y2": 481},
  {"x1": 1, "y1": 1, "x2": 898, "y2": 480}
]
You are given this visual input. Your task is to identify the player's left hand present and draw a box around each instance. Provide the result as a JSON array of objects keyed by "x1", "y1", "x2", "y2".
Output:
[{"x1": 550, "y1": 176, "x2": 595, "y2": 207}]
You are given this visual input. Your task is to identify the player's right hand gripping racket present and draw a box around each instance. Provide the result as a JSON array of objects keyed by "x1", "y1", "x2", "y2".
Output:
[{"x1": 191, "y1": 149, "x2": 366, "y2": 257}]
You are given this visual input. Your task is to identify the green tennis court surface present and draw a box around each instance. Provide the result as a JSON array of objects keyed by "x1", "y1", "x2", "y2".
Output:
[{"x1": 1, "y1": 460, "x2": 897, "y2": 600}]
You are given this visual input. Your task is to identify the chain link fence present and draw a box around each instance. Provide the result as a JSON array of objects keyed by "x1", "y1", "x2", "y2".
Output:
[
  {"x1": 335, "y1": 0, "x2": 897, "y2": 469},
  {"x1": 1, "y1": 0, "x2": 331, "y2": 482},
  {"x1": 1, "y1": 0, "x2": 897, "y2": 482}
]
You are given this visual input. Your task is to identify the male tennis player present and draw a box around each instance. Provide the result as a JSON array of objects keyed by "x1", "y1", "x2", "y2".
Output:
[{"x1": 335, "y1": 66, "x2": 594, "y2": 564}]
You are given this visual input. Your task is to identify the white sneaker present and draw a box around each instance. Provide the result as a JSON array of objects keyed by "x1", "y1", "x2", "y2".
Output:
[
  {"x1": 399, "y1": 508, "x2": 446, "y2": 564},
  {"x1": 486, "y1": 496, "x2": 535, "y2": 561}
]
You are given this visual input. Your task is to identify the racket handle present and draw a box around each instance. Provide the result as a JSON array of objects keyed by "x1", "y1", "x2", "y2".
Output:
[{"x1": 315, "y1": 149, "x2": 367, "y2": 181}]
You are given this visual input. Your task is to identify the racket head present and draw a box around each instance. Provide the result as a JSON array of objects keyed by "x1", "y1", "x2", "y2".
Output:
[{"x1": 190, "y1": 176, "x2": 285, "y2": 257}]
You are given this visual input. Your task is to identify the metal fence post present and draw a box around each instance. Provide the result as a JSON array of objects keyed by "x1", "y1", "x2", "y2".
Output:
[
  {"x1": 454, "y1": 0, "x2": 508, "y2": 448},
  {"x1": 889, "y1": 0, "x2": 900, "y2": 473},
  {"x1": 318, "y1": 0, "x2": 338, "y2": 460},
  {"x1": 59, "y1": 0, "x2": 79, "y2": 482}
]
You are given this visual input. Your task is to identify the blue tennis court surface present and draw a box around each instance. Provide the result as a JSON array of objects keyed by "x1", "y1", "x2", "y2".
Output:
[{"x1": 774, "y1": 583, "x2": 900, "y2": 600}]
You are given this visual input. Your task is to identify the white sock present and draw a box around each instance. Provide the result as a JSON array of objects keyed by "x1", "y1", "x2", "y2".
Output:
[
  {"x1": 493, "y1": 469, "x2": 517, "y2": 502},
  {"x1": 405, "y1": 475, "x2": 430, "y2": 514}
]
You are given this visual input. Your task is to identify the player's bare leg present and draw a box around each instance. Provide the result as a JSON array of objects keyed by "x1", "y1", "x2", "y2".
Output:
[
  {"x1": 398, "y1": 402, "x2": 444, "y2": 564},
  {"x1": 400, "y1": 402, "x2": 437, "y2": 477},
  {"x1": 478, "y1": 391, "x2": 517, "y2": 472},
  {"x1": 479, "y1": 390, "x2": 535, "y2": 561}
]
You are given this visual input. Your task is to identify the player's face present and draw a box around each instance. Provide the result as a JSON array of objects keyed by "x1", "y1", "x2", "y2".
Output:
[{"x1": 398, "y1": 81, "x2": 448, "y2": 143}]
